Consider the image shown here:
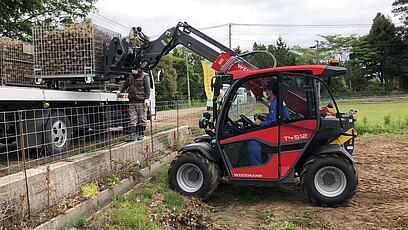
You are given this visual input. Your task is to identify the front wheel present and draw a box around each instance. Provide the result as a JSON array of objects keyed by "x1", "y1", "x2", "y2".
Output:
[
  {"x1": 168, "y1": 152, "x2": 219, "y2": 200},
  {"x1": 301, "y1": 154, "x2": 358, "y2": 206}
]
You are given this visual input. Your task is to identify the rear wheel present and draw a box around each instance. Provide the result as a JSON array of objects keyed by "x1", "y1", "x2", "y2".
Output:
[
  {"x1": 301, "y1": 154, "x2": 358, "y2": 206},
  {"x1": 45, "y1": 110, "x2": 72, "y2": 154},
  {"x1": 168, "y1": 152, "x2": 219, "y2": 199}
]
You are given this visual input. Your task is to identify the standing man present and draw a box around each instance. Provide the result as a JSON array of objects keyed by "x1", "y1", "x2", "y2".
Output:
[{"x1": 120, "y1": 67, "x2": 151, "y2": 141}]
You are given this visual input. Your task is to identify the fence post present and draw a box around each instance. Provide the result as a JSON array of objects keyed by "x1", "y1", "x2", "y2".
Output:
[
  {"x1": 106, "y1": 103, "x2": 112, "y2": 171},
  {"x1": 17, "y1": 111, "x2": 31, "y2": 220},
  {"x1": 176, "y1": 100, "x2": 179, "y2": 140},
  {"x1": 149, "y1": 102, "x2": 154, "y2": 166}
]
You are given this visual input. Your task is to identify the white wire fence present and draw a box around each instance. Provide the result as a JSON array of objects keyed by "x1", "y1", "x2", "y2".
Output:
[{"x1": 0, "y1": 100, "x2": 206, "y2": 229}]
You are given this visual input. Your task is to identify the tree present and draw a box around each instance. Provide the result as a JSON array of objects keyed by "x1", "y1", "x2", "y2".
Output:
[
  {"x1": 233, "y1": 46, "x2": 242, "y2": 54},
  {"x1": 0, "y1": 0, "x2": 96, "y2": 40},
  {"x1": 392, "y1": 0, "x2": 408, "y2": 25},
  {"x1": 171, "y1": 55, "x2": 204, "y2": 99},
  {"x1": 153, "y1": 56, "x2": 177, "y2": 100},
  {"x1": 242, "y1": 42, "x2": 276, "y2": 68},
  {"x1": 319, "y1": 35, "x2": 360, "y2": 62},
  {"x1": 365, "y1": 13, "x2": 402, "y2": 86},
  {"x1": 267, "y1": 36, "x2": 297, "y2": 66},
  {"x1": 292, "y1": 44, "x2": 330, "y2": 64}
]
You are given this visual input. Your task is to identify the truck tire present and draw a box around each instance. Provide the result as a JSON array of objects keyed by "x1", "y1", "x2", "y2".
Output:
[
  {"x1": 168, "y1": 151, "x2": 219, "y2": 200},
  {"x1": 45, "y1": 110, "x2": 72, "y2": 154},
  {"x1": 300, "y1": 154, "x2": 358, "y2": 207}
]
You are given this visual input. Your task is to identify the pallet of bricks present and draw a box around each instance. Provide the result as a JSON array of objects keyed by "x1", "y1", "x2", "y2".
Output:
[
  {"x1": 33, "y1": 23, "x2": 121, "y2": 85},
  {"x1": 0, "y1": 38, "x2": 34, "y2": 86}
]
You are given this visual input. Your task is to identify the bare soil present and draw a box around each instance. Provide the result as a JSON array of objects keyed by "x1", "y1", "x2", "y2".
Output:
[{"x1": 206, "y1": 135, "x2": 408, "y2": 229}]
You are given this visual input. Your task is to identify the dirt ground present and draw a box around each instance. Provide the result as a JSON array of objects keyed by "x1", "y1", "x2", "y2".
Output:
[{"x1": 205, "y1": 135, "x2": 408, "y2": 230}]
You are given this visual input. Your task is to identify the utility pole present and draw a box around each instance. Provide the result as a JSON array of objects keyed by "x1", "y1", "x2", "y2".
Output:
[
  {"x1": 315, "y1": 40, "x2": 320, "y2": 64},
  {"x1": 186, "y1": 52, "x2": 191, "y2": 106},
  {"x1": 228, "y1": 23, "x2": 232, "y2": 49},
  {"x1": 310, "y1": 40, "x2": 320, "y2": 64}
]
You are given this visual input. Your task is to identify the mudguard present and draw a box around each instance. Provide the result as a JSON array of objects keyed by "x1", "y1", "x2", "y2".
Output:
[
  {"x1": 181, "y1": 142, "x2": 221, "y2": 162},
  {"x1": 313, "y1": 144, "x2": 355, "y2": 163}
]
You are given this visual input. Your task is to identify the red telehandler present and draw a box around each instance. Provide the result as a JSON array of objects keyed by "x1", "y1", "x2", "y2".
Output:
[{"x1": 104, "y1": 22, "x2": 357, "y2": 206}]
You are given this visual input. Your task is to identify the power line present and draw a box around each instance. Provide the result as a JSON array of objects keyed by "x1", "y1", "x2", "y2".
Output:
[
  {"x1": 199, "y1": 24, "x2": 229, "y2": 30},
  {"x1": 90, "y1": 12, "x2": 131, "y2": 31},
  {"x1": 231, "y1": 23, "x2": 376, "y2": 28}
]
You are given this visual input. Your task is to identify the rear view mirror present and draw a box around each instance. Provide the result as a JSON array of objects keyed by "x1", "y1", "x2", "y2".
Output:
[{"x1": 157, "y1": 69, "x2": 164, "y2": 82}]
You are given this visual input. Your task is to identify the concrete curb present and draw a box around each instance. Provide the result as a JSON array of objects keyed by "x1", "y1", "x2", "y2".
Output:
[{"x1": 34, "y1": 152, "x2": 179, "y2": 230}]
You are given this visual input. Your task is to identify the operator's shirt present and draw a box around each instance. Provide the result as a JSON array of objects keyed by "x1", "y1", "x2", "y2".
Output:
[{"x1": 260, "y1": 98, "x2": 290, "y2": 127}]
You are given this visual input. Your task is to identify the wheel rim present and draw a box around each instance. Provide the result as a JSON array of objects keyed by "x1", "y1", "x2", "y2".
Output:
[
  {"x1": 51, "y1": 120, "x2": 67, "y2": 148},
  {"x1": 314, "y1": 166, "x2": 347, "y2": 197},
  {"x1": 176, "y1": 163, "x2": 204, "y2": 193}
]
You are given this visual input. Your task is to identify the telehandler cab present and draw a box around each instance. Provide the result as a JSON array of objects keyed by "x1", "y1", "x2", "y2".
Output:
[{"x1": 104, "y1": 22, "x2": 358, "y2": 206}]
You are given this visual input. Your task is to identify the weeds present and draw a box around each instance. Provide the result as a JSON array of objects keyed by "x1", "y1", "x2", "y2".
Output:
[
  {"x1": 258, "y1": 211, "x2": 274, "y2": 224},
  {"x1": 356, "y1": 115, "x2": 408, "y2": 135},
  {"x1": 107, "y1": 172, "x2": 120, "y2": 186},
  {"x1": 81, "y1": 182, "x2": 99, "y2": 198},
  {"x1": 271, "y1": 220, "x2": 297, "y2": 230},
  {"x1": 70, "y1": 215, "x2": 87, "y2": 229},
  {"x1": 293, "y1": 212, "x2": 314, "y2": 227},
  {"x1": 87, "y1": 167, "x2": 205, "y2": 229}
]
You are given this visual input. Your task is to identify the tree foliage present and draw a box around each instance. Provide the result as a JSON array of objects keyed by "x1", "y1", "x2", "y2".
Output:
[
  {"x1": 392, "y1": 0, "x2": 408, "y2": 25},
  {"x1": 170, "y1": 47, "x2": 205, "y2": 99},
  {"x1": 153, "y1": 56, "x2": 177, "y2": 100},
  {"x1": 267, "y1": 37, "x2": 297, "y2": 66},
  {"x1": 0, "y1": 0, "x2": 96, "y2": 40}
]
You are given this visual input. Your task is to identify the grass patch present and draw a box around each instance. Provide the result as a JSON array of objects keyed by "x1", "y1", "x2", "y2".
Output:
[
  {"x1": 88, "y1": 167, "x2": 189, "y2": 229},
  {"x1": 150, "y1": 167, "x2": 169, "y2": 189},
  {"x1": 163, "y1": 190, "x2": 186, "y2": 211},
  {"x1": 338, "y1": 101, "x2": 408, "y2": 135},
  {"x1": 111, "y1": 197, "x2": 158, "y2": 230},
  {"x1": 128, "y1": 186, "x2": 156, "y2": 206}
]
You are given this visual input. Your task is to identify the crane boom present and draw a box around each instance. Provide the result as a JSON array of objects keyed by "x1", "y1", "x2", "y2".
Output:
[{"x1": 104, "y1": 22, "x2": 255, "y2": 75}]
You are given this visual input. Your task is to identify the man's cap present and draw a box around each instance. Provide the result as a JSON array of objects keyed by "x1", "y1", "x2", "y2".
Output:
[{"x1": 265, "y1": 80, "x2": 278, "y2": 91}]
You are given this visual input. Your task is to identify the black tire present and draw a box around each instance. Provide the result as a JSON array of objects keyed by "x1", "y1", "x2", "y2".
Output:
[
  {"x1": 300, "y1": 154, "x2": 358, "y2": 207},
  {"x1": 168, "y1": 151, "x2": 219, "y2": 200},
  {"x1": 44, "y1": 110, "x2": 72, "y2": 154}
]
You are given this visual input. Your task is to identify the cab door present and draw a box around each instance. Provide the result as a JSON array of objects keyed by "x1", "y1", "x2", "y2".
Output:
[
  {"x1": 217, "y1": 74, "x2": 281, "y2": 180},
  {"x1": 278, "y1": 74, "x2": 319, "y2": 179}
]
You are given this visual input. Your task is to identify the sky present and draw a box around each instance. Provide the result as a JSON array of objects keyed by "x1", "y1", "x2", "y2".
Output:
[{"x1": 91, "y1": 0, "x2": 401, "y2": 51}]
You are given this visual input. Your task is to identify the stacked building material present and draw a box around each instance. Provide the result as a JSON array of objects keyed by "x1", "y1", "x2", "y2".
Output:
[
  {"x1": 0, "y1": 38, "x2": 34, "y2": 86},
  {"x1": 33, "y1": 23, "x2": 120, "y2": 83}
]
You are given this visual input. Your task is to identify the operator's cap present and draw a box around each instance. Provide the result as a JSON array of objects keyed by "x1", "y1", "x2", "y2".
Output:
[{"x1": 265, "y1": 80, "x2": 278, "y2": 91}]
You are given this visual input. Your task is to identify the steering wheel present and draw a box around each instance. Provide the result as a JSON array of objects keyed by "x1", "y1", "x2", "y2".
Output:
[{"x1": 239, "y1": 114, "x2": 256, "y2": 127}]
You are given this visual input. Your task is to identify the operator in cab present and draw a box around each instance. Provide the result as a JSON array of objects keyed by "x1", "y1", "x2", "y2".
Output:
[{"x1": 247, "y1": 80, "x2": 289, "y2": 165}]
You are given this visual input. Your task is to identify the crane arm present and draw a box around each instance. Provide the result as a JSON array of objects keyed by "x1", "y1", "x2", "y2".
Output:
[{"x1": 104, "y1": 22, "x2": 255, "y2": 75}]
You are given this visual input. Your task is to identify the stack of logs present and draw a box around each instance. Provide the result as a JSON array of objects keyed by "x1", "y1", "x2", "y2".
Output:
[
  {"x1": 0, "y1": 38, "x2": 34, "y2": 86},
  {"x1": 33, "y1": 23, "x2": 114, "y2": 77}
]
